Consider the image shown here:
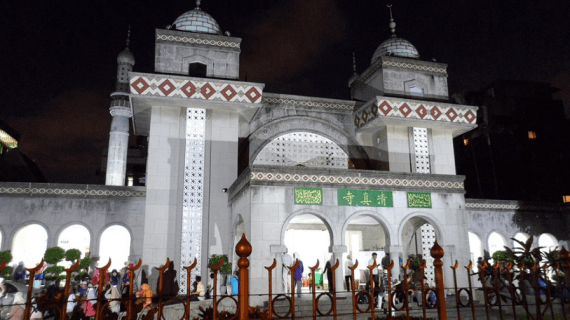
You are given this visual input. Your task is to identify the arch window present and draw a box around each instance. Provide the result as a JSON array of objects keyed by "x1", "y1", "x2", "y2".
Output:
[
  {"x1": 488, "y1": 232, "x2": 506, "y2": 258},
  {"x1": 409, "y1": 86, "x2": 424, "y2": 97},
  {"x1": 12, "y1": 224, "x2": 48, "y2": 268},
  {"x1": 538, "y1": 233, "x2": 558, "y2": 256},
  {"x1": 98, "y1": 225, "x2": 131, "y2": 271},
  {"x1": 253, "y1": 132, "x2": 348, "y2": 168},
  {"x1": 513, "y1": 232, "x2": 529, "y2": 249},
  {"x1": 58, "y1": 225, "x2": 90, "y2": 264},
  {"x1": 189, "y1": 62, "x2": 207, "y2": 77},
  {"x1": 468, "y1": 232, "x2": 484, "y2": 262}
]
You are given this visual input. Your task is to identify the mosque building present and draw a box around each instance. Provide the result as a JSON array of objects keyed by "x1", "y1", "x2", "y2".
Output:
[{"x1": 1, "y1": 2, "x2": 568, "y2": 303}]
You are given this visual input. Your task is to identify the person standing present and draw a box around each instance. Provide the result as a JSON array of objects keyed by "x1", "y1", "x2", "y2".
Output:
[
  {"x1": 282, "y1": 252, "x2": 293, "y2": 294},
  {"x1": 368, "y1": 253, "x2": 380, "y2": 303},
  {"x1": 322, "y1": 257, "x2": 334, "y2": 293},
  {"x1": 292, "y1": 253, "x2": 304, "y2": 298},
  {"x1": 345, "y1": 255, "x2": 354, "y2": 292}
]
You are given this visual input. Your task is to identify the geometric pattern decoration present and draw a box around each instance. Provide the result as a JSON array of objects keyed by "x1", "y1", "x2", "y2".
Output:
[
  {"x1": 420, "y1": 223, "x2": 436, "y2": 283},
  {"x1": 262, "y1": 97, "x2": 354, "y2": 110},
  {"x1": 249, "y1": 172, "x2": 464, "y2": 189},
  {"x1": 465, "y1": 202, "x2": 568, "y2": 212},
  {"x1": 354, "y1": 98, "x2": 477, "y2": 129},
  {"x1": 180, "y1": 108, "x2": 206, "y2": 294},
  {"x1": 382, "y1": 60, "x2": 447, "y2": 74},
  {"x1": 253, "y1": 132, "x2": 348, "y2": 169},
  {"x1": 130, "y1": 75, "x2": 263, "y2": 104},
  {"x1": 0, "y1": 187, "x2": 145, "y2": 197},
  {"x1": 413, "y1": 127, "x2": 430, "y2": 174},
  {"x1": 157, "y1": 34, "x2": 240, "y2": 48}
]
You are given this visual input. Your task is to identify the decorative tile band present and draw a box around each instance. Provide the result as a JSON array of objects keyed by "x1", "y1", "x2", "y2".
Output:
[
  {"x1": 0, "y1": 187, "x2": 145, "y2": 197},
  {"x1": 382, "y1": 61, "x2": 447, "y2": 74},
  {"x1": 465, "y1": 202, "x2": 564, "y2": 211},
  {"x1": 262, "y1": 97, "x2": 354, "y2": 110},
  {"x1": 130, "y1": 76, "x2": 263, "y2": 103},
  {"x1": 156, "y1": 34, "x2": 240, "y2": 48},
  {"x1": 250, "y1": 172, "x2": 463, "y2": 189},
  {"x1": 354, "y1": 99, "x2": 477, "y2": 128}
]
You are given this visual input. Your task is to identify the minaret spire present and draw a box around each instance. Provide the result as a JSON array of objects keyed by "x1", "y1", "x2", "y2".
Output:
[
  {"x1": 126, "y1": 25, "x2": 131, "y2": 47},
  {"x1": 387, "y1": 4, "x2": 396, "y2": 36},
  {"x1": 352, "y1": 52, "x2": 357, "y2": 74},
  {"x1": 196, "y1": 0, "x2": 201, "y2": 9}
]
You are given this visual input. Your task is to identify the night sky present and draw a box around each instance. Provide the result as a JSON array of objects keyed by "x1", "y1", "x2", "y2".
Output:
[{"x1": 3, "y1": 1, "x2": 570, "y2": 184}]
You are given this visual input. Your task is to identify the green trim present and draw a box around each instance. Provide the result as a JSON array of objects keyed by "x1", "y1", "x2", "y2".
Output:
[
  {"x1": 407, "y1": 192, "x2": 432, "y2": 208},
  {"x1": 294, "y1": 187, "x2": 323, "y2": 205},
  {"x1": 337, "y1": 189, "x2": 393, "y2": 207}
]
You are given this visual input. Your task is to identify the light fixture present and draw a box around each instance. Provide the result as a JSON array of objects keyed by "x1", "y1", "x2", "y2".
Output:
[
  {"x1": 463, "y1": 138, "x2": 469, "y2": 146},
  {"x1": 563, "y1": 195, "x2": 570, "y2": 203},
  {"x1": 528, "y1": 131, "x2": 537, "y2": 139},
  {"x1": 222, "y1": 188, "x2": 228, "y2": 193}
]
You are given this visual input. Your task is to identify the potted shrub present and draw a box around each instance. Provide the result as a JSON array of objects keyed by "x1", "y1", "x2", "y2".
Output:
[
  {"x1": 208, "y1": 254, "x2": 232, "y2": 294},
  {"x1": 0, "y1": 251, "x2": 13, "y2": 280},
  {"x1": 44, "y1": 247, "x2": 66, "y2": 286}
]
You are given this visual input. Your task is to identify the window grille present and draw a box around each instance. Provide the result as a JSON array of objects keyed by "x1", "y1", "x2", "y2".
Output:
[
  {"x1": 413, "y1": 127, "x2": 430, "y2": 173},
  {"x1": 180, "y1": 108, "x2": 206, "y2": 293},
  {"x1": 420, "y1": 223, "x2": 436, "y2": 283},
  {"x1": 253, "y1": 132, "x2": 348, "y2": 168}
]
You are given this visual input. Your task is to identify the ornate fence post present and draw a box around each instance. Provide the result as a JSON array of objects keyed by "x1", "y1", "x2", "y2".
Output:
[
  {"x1": 367, "y1": 258, "x2": 377, "y2": 320},
  {"x1": 59, "y1": 259, "x2": 80, "y2": 320},
  {"x1": 236, "y1": 233, "x2": 252, "y2": 320},
  {"x1": 265, "y1": 259, "x2": 277, "y2": 320},
  {"x1": 24, "y1": 260, "x2": 45, "y2": 320},
  {"x1": 154, "y1": 258, "x2": 170, "y2": 320},
  {"x1": 348, "y1": 260, "x2": 358, "y2": 320},
  {"x1": 430, "y1": 241, "x2": 447, "y2": 320},
  {"x1": 309, "y1": 261, "x2": 320, "y2": 320},
  {"x1": 183, "y1": 258, "x2": 198, "y2": 320},
  {"x1": 126, "y1": 259, "x2": 142, "y2": 320},
  {"x1": 94, "y1": 259, "x2": 111, "y2": 320}
]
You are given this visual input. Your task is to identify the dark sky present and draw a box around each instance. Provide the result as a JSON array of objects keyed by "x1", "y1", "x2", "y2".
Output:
[{"x1": 2, "y1": 1, "x2": 570, "y2": 184}]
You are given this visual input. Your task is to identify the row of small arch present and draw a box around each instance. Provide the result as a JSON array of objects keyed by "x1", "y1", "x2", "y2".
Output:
[
  {"x1": 468, "y1": 230, "x2": 562, "y2": 261},
  {"x1": 0, "y1": 222, "x2": 132, "y2": 271}
]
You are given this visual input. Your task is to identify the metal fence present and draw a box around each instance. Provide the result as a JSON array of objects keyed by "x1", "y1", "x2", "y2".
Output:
[{"x1": 2, "y1": 234, "x2": 570, "y2": 320}]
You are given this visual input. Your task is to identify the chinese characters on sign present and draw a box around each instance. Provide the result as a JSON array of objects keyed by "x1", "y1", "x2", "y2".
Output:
[
  {"x1": 294, "y1": 187, "x2": 323, "y2": 205},
  {"x1": 337, "y1": 189, "x2": 393, "y2": 207},
  {"x1": 407, "y1": 192, "x2": 432, "y2": 208}
]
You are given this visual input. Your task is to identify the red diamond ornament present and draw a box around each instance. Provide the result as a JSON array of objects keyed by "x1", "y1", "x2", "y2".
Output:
[
  {"x1": 221, "y1": 85, "x2": 237, "y2": 101},
  {"x1": 245, "y1": 87, "x2": 261, "y2": 103},
  {"x1": 200, "y1": 83, "x2": 216, "y2": 99},
  {"x1": 132, "y1": 78, "x2": 149, "y2": 94},
  {"x1": 399, "y1": 103, "x2": 412, "y2": 117},
  {"x1": 158, "y1": 79, "x2": 176, "y2": 96},
  {"x1": 181, "y1": 82, "x2": 197, "y2": 97}
]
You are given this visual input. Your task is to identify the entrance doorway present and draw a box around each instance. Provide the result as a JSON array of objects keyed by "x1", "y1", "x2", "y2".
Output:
[
  {"x1": 401, "y1": 217, "x2": 438, "y2": 284},
  {"x1": 284, "y1": 214, "x2": 332, "y2": 291}
]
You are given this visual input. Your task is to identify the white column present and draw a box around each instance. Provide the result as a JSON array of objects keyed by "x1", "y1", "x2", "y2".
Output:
[{"x1": 105, "y1": 106, "x2": 132, "y2": 185}]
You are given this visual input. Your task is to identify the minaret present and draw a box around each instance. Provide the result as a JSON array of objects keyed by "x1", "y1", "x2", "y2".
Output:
[{"x1": 106, "y1": 29, "x2": 135, "y2": 186}]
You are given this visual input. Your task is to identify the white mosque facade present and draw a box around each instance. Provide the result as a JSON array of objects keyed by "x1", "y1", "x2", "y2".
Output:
[{"x1": 0, "y1": 4, "x2": 569, "y2": 303}]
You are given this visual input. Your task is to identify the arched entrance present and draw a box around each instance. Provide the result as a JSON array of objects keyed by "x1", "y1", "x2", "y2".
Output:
[
  {"x1": 12, "y1": 224, "x2": 48, "y2": 268},
  {"x1": 400, "y1": 216, "x2": 440, "y2": 284},
  {"x1": 342, "y1": 213, "x2": 391, "y2": 291},
  {"x1": 283, "y1": 213, "x2": 333, "y2": 293},
  {"x1": 488, "y1": 231, "x2": 507, "y2": 260}
]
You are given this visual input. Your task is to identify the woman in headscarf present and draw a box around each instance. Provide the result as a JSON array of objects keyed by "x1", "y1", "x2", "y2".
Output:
[
  {"x1": 136, "y1": 283, "x2": 153, "y2": 310},
  {"x1": 105, "y1": 285, "x2": 121, "y2": 314},
  {"x1": 7, "y1": 292, "x2": 25, "y2": 320}
]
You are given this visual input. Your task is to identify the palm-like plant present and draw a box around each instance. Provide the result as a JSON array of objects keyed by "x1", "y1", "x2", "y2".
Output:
[{"x1": 504, "y1": 235, "x2": 543, "y2": 267}]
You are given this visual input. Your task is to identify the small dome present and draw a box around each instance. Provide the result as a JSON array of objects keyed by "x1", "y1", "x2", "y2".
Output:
[
  {"x1": 173, "y1": 8, "x2": 222, "y2": 35},
  {"x1": 117, "y1": 47, "x2": 135, "y2": 65},
  {"x1": 371, "y1": 36, "x2": 419, "y2": 64}
]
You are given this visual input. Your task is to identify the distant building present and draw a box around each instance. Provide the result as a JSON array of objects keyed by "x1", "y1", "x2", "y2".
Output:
[
  {"x1": 0, "y1": 120, "x2": 45, "y2": 182},
  {"x1": 453, "y1": 81, "x2": 570, "y2": 202}
]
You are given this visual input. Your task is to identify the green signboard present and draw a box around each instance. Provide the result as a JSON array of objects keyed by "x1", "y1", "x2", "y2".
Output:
[
  {"x1": 407, "y1": 192, "x2": 432, "y2": 208},
  {"x1": 294, "y1": 187, "x2": 323, "y2": 205},
  {"x1": 337, "y1": 189, "x2": 393, "y2": 207}
]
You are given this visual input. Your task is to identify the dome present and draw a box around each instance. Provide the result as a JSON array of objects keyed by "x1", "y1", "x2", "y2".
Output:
[
  {"x1": 117, "y1": 47, "x2": 135, "y2": 65},
  {"x1": 371, "y1": 36, "x2": 420, "y2": 63},
  {"x1": 173, "y1": 7, "x2": 222, "y2": 35}
]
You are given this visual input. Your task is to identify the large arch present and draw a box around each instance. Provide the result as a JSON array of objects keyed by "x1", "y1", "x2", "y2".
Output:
[
  {"x1": 11, "y1": 223, "x2": 49, "y2": 268},
  {"x1": 249, "y1": 116, "x2": 370, "y2": 169},
  {"x1": 280, "y1": 209, "x2": 337, "y2": 247},
  {"x1": 341, "y1": 211, "x2": 396, "y2": 248},
  {"x1": 397, "y1": 212, "x2": 445, "y2": 245},
  {"x1": 468, "y1": 231, "x2": 484, "y2": 262}
]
